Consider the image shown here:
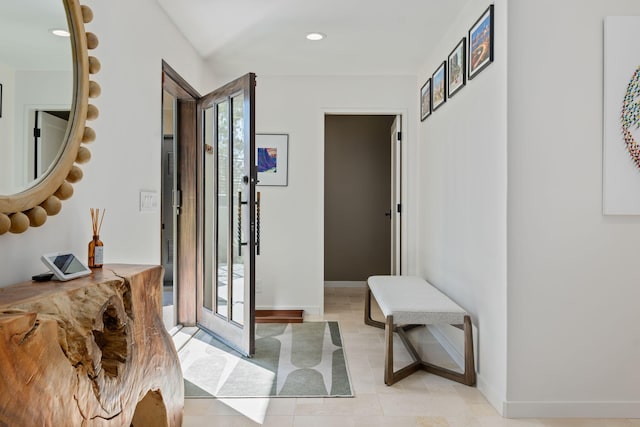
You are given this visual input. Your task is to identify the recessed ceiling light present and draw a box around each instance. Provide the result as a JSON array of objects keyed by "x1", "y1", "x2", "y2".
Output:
[
  {"x1": 50, "y1": 29, "x2": 70, "y2": 37},
  {"x1": 306, "y1": 32, "x2": 326, "y2": 41}
]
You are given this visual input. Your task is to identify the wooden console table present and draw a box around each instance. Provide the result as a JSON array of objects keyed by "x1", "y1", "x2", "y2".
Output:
[{"x1": 0, "y1": 264, "x2": 183, "y2": 426}]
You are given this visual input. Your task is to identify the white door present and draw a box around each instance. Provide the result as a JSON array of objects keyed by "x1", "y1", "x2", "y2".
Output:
[
  {"x1": 35, "y1": 111, "x2": 68, "y2": 178},
  {"x1": 390, "y1": 115, "x2": 402, "y2": 275}
]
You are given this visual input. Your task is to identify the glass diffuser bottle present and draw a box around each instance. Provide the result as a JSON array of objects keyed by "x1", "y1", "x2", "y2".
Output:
[
  {"x1": 88, "y1": 234, "x2": 103, "y2": 268},
  {"x1": 89, "y1": 208, "x2": 105, "y2": 268}
]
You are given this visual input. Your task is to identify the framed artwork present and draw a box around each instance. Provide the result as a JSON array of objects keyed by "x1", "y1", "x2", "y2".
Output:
[
  {"x1": 432, "y1": 62, "x2": 447, "y2": 111},
  {"x1": 0, "y1": 83, "x2": 3, "y2": 118},
  {"x1": 420, "y1": 78, "x2": 432, "y2": 121},
  {"x1": 603, "y1": 17, "x2": 640, "y2": 214},
  {"x1": 448, "y1": 38, "x2": 466, "y2": 97},
  {"x1": 468, "y1": 5, "x2": 494, "y2": 79},
  {"x1": 256, "y1": 133, "x2": 288, "y2": 186}
]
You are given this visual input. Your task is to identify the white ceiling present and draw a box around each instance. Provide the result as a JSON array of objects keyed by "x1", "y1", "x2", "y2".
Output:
[
  {"x1": 156, "y1": 0, "x2": 469, "y2": 78},
  {"x1": 0, "y1": 0, "x2": 71, "y2": 71}
]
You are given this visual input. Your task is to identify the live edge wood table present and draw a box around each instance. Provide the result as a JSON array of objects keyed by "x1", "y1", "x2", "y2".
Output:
[{"x1": 0, "y1": 264, "x2": 183, "y2": 426}]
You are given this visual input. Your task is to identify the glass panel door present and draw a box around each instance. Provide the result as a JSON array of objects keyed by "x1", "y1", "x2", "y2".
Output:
[
  {"x1": 231, "y1": 92, "x2": 245, "y2": 324},
  {"x1": 198, "y1": 74, "x2": 256, "y2": 356}
]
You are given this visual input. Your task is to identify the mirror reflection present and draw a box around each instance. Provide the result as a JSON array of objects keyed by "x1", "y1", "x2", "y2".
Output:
[{"x1": 0, "y1": 0, "x2": 73, "y2": 195}]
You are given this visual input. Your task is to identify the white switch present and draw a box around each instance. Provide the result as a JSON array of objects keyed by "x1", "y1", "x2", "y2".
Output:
[{"x1": 140, "y1": 191, "x2": 159, "y2": 213}]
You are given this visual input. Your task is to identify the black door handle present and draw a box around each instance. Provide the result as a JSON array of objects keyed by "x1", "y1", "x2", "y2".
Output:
[{"x1": 385, "y1": 210, "x2": 392, "y2": 218}]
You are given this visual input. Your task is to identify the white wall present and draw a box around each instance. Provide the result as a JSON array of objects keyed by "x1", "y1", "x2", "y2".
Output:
[
  {"x1": 0, "y1": 64, "x2": 15, "y2": 193},
  {"x1": 0, "y1": 0, "x2": 211, "y2": 287},
  {"x1": 254, "y1": 75, "x2": 417, "y2": 315},
  {"x1": 506, "y1": 0, "x2": 640, "y2": 418},
  {"x1": 415, "y1": 0, "x2": 508, "y2": 413}
]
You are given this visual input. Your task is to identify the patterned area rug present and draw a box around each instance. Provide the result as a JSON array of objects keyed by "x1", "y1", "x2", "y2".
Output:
[{"x1": 179, "y1": 321, "x2": 353, "y2": 398}]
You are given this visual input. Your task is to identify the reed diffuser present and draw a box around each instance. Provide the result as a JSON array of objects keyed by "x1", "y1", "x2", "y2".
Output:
[{"x1": 88, "y1": 208, "x2": 105, "y2": 268}]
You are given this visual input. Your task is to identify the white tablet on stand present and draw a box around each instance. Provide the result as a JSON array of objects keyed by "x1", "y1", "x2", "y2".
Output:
[{"x1": 41, "y1": 252, "x2": 92, "y2": 281}]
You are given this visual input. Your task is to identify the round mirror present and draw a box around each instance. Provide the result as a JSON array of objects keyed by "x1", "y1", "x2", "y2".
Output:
[{"x1": 0, "y1": 0, "x2": 100, "y2": 235}]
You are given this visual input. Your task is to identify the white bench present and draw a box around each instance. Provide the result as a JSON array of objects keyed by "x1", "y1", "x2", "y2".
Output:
[{"x1": 364, "y1": 276, "x2": 476, "y2": 386}]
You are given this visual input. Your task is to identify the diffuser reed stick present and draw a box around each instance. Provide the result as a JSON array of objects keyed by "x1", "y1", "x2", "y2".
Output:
[{"x1": 90, "y1": 208, "x2": 106, "y2": 236}]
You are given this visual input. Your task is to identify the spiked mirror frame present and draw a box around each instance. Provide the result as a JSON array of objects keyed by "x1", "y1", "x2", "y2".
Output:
[{"x1": 0, "y1": 0, "x2": 100, "y2": 235}]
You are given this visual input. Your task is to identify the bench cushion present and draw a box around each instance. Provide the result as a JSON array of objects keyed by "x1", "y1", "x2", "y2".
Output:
[{"x1": 367, "y1": 276, "x2": 467, "y2": 325}]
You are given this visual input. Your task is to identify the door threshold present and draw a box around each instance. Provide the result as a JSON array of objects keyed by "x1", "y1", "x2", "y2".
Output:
[{"x1": 256, "y1": 309, "x2": 304, "y2": 323}]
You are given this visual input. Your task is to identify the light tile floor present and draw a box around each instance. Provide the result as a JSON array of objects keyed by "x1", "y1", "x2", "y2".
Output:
[{"x1": 183, "y1": 287, "x2": 640, "y2": 427}]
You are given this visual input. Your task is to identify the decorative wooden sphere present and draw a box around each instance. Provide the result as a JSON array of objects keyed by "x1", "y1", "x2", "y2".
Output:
[
  {"x1": 67, "y1": 165, "x2": 84, "y2": 184},
  {"x1": 27, "y1": 206, "x2": 48, "y2": 227},
  {"x1": 67, "y1": 166, "x2": 84, "y2": 183},
  {"x1": 76, "y1": 146, "x2": 92, "y2": 164},
  {"x1": 9, "y1": 212, "x2": 30, "y2": 234},
  {"x1": 81, "y1": 5, "x2": 94, "y2": 23},
  {"x1": 86, "y1": 32, "x2": 99, "y2": 50},
  {"x1": 89, "y1": 81, "x2": 101, "y2": 98},
  {"x1": 0, "y1": 213, "x2": 10, "y2": 235},
  {"x1": 82, "y1": 127, "x2": 96, "y2": 144},
  {"x1": 89, "y1": 56, "x2": 101, "y2": 74},
  {"x1": 41, "y1": 196, "x2": 62, "y2": 216},
  {"x1": 87, "y1": 104, "x2": 99, "y2": 121},
  {"x1": 55, "y1": 182, "x2": 74, "y2": 201}
]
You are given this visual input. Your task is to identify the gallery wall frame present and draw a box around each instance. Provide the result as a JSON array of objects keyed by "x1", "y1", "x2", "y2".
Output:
[
  {"x1": 432, "y1": 62, "x2": 447, "y2": 111},
  {"x1": 256, "y1": 133, "x2": 288, "y2": 186},
  {"x1": 448, "y1": 38, "x2": 466, "y2": 98},
  {"x1": 420, "y1": 78, "x2": 432, "y2": 121},
  {"x1": 468, "y1": 4, "x2": 494, "y2": 80}
]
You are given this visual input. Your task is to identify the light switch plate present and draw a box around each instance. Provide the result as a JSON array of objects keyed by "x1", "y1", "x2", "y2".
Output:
[{"x1": 140, "y1": 191, "x2": 159, "y2": 213}]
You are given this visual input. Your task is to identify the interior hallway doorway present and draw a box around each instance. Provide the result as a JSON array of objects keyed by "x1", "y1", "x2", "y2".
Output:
[{"x1": 323, "y1": 114, "x2": 402, "y2": 288}]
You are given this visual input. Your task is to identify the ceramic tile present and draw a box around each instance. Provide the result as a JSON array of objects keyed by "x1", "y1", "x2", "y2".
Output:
[
  {"x1": 264, "y1": 398, "x2": 297, "y2": 416},
  {"x1": 538, "y1": 420, "x2": 637, "y2": 427},
  {"x1": 183, "y1": 415, "x2": 257, "y2": 427},
  {"x1": 293, "y1": 415, "x2": 356, "y2": 427},
  {"x1": 416, "y1": 417, "x2": 452, "y2": 427},
  {"x1": 352, "y1": 416, "x2": 402, "y2": 427}
]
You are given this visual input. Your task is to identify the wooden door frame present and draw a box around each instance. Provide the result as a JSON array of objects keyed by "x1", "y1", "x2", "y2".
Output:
[
  {"x1": 390, "y1": 115, "x2": 402, "y2": 275},
  {"x1": 162, "y1": 60, "x2": 200, "y2": 326}
]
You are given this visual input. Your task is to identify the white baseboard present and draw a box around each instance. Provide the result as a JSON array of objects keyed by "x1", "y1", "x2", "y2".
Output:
[
  {"x1": 503, "y1": 400, "x2": 640, "y2": 418},
  {"x1": 428, "y1": 325, "x2": 501, "y2": 412},
  {"x1": 477, "y1": 374, "x2": 505, "y2": 417},
  {"x1": 324, "y1": 281, "x2": 366, "y2": 288}
]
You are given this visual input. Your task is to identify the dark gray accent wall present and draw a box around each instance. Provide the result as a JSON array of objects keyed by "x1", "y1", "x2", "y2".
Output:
[{"x1": 324, "y1": 115, "x2": 394, "y2": 281}]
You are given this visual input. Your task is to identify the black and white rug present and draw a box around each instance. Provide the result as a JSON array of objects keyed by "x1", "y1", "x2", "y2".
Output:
[{"x1": 179, "y1": 321, "x2": 353, "y2": 398}]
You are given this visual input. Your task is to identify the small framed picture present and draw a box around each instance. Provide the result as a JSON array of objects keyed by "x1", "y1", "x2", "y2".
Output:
[
  {"x1": 420, "y1": 78, "x2": 432, "y2": 121},
  {"x1": 432, "y1": 62, "x2": 447, "y2": 111},
  {"x1": 256, "y1": 133, "x2": 288, "y2": 186},
  {"x1": 448, "y1": 38, "x2": 466, "y2": 97},
  {"x1": 468, "y1": 5, "x2": 494, "y2": 79}
]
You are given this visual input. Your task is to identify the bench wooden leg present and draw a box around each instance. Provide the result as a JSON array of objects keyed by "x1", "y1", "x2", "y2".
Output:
[
  {"x1": 418, "y1": 315, "x2": 476, "y2": 386},
  {"x1": 384, "y1": 315, "x2": 422, "y2": 386},
  {"x1": 374, "y1": 312, "x2": 476, "y2": 387},
  {"x1": 463, "y1": 315, "x2": 476, "y2": 386},
  {"x1": 384, "y1": 315, "x2": 394, "y2": 385},
  {"x1": 364, "y1": 286, "x2": 385, "y2": 329}
]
